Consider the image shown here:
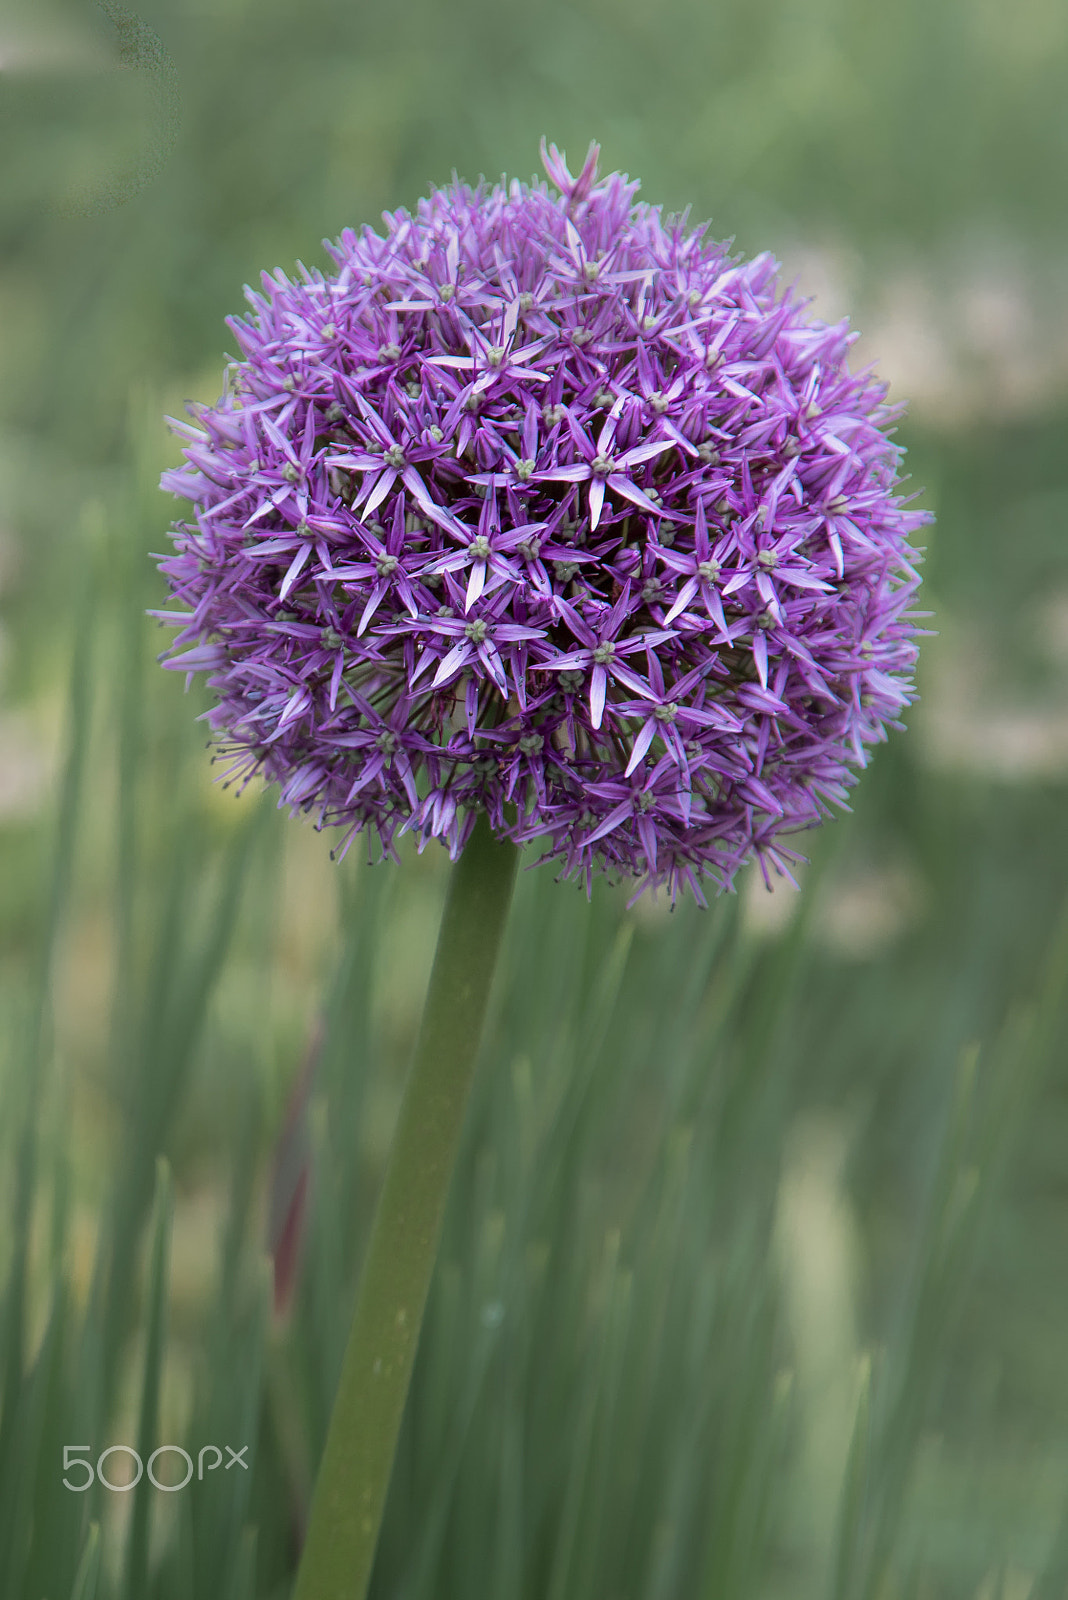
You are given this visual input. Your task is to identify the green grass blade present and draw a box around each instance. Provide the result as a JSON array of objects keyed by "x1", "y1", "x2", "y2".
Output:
[
  {"x1": 69, "y1": 1521, "x2": 102, "y2": 1600},
  {"x1": 122, "y1": 1156, "x2": 174, "y2": 1600}
]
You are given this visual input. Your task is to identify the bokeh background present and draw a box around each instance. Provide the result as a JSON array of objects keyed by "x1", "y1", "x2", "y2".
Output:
[{"x1": 2, "y1": 1, "x2": 1068, "y2": 1596}]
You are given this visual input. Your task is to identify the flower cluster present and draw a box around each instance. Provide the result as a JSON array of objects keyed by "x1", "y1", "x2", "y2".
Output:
[{"x1": 156, "y1": 141, "x2": 927, "y2": 902}]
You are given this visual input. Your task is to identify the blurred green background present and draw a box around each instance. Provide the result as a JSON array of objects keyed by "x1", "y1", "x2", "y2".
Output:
[{"x1": 2, "y1": 0, "x2": 1068, "y2": 1596}]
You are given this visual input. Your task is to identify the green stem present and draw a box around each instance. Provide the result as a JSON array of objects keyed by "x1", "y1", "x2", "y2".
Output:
[{"x1": 293, "y1": 812, "x2": 520, "y2": 1600}]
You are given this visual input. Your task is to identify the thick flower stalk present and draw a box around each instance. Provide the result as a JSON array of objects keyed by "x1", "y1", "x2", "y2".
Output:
[{"x1": 157, "y1": 141, "x2": 927, "y2": 903}]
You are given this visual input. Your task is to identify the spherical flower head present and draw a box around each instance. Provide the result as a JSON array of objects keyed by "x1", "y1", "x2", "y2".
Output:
[{"x1": 156, "y1": 140, "x2": 928, "y2": 904}]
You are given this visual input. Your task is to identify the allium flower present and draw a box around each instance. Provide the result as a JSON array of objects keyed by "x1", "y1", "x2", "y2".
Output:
[{"x1": 156, "y1": 141, "x2": 927, "y2": 902}]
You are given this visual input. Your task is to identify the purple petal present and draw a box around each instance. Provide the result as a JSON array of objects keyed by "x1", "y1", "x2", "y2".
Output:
[
  {"x1": 361, "y1": 467, "x2": 398, "y2": 517},
  {"x1": 432, "y1": 642, "x2": 472, "y2": 687},
  {"x1": 618, "y1": 439, "x2": 674, "y2": 468},
  {"x1": 536, "y1": 464, "x2": 592, "y2": 484},
  {"x1": 465, "y1": 561, "x2": 487, "y2": 611},
  {"x1": 588, "y1": 477, "x2": 606, "y2": 531},
  {"x1": 590, "y1": 663, "x2": 608, "y2": 728},
  {"x1": 357, "y1": 582, "x2": 390, "y2": 636},
  {"x1": 663, "y1": 577, "x2": 699, "y2": 626},
  {"x1": 585, "y1": 800, "x2": 634, "y2": 847},
  {"x1": 478, "y1": 639, "x2": 508, "y2": 695},
  {"x1": 624, "y1": 719, "x2": 657, "y2": 777},
  {"x1": 279, "y1": 542, "x2": 313, "y2": 601},
  {"x1": 605, "y1": 475, "x2": 662, "y2": 517},
  {"x1": 753, "y1": 630, "x2": 769, "y2": 689}
]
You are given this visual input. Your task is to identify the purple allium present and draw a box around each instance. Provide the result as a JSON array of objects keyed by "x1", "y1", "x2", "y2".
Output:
[{"x1": 156, "y1": 141, "x2": 927, "y2": 903}]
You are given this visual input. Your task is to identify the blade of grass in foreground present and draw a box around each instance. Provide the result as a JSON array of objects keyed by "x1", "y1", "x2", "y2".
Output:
[
  {"x1": 69, "y1": 1521, "x2": 101, "y2": 1600},
  {"x1": 122, "y1": 1157, "x2": 173, "y2": 1600}
]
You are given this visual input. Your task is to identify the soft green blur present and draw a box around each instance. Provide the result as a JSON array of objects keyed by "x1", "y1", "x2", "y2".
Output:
[{"x1": 1, "y1": 1, "x2": 1067, "y2": 1596}]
